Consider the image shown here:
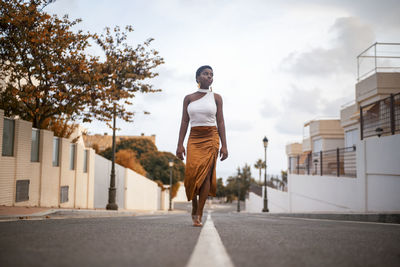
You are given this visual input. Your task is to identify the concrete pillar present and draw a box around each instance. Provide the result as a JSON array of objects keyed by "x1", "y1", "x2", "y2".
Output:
[{"x1": 356, "y1": 139, "x2": 368, "y2": 212}]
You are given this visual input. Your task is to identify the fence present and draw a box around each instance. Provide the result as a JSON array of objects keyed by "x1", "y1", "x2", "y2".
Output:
[
  {"x1": 289, "y1": 146, "x2": 357, "y2": 178},
  {"x1": 360, "y1": 92, "x2": 400, "y2": 140}
]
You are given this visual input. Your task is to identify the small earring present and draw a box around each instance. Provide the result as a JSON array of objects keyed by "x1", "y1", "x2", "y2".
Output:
[{"x1": 197, "y1": 82, "x2": 201, "y2": 89}]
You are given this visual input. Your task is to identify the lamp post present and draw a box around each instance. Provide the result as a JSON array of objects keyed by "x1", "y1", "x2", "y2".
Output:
[
  {"x1": 106, "y1": 103, "x2": 118, "y2": 210},
  {"x1": 313, "y1": 159, "x2": 318, "y2": 175},
  {"x1": 237, "y1": 174, "x2": 241, "y2": 212},
  {"x1": 168, "y1": 159, "x2": 174, "y2": 211},
  {"x1": 262, "y1": 136, "x2": 269, "y2": 212}
]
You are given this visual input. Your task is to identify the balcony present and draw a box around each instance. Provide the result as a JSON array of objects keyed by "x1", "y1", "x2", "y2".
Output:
[
  {"x1": 356, "y1": 43, "x2": 400, "y2": 106},
  {"x1": 340, "y1": 102, "x2": 358, "y2": 128},
  {"x1": 285, "y1": 142, "x2": 302, "y2": 156},
  {"x1": 308, "y1": 119, "x2": 344, "y2": 139}
]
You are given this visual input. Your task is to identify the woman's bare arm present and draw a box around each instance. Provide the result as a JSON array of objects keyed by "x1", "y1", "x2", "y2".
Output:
[
  {"x1": 176, "y1": 95, "x2": 190, "y2": 160},
  {"x1": 215, "y1": 93, "x2": 228, "y2": 161}
]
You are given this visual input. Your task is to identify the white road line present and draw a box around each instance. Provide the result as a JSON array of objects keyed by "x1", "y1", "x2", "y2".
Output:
[{"x1": 186, "y1": 212, "x2": 235, "y2": 267}]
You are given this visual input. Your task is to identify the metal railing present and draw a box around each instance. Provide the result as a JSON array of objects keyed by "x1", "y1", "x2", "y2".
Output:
[
  {"x1": 360, "y1": 92, "x2": 400, "y2": 139},
  {"x1": 289, "y1": 146, "x2": 357, "y2": 178},
  {"x1": 357, "y1": 42, "x2": 400, "y2": 82}
]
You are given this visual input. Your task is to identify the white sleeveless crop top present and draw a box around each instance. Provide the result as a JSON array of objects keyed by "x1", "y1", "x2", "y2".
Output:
[{"x1": 187, "y1": 90, "x2": 217, "y2": 127}]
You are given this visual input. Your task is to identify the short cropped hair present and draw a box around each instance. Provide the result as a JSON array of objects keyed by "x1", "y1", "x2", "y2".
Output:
[{"x1": 195, "y1": 65, "x2": 213, "y2": 82}]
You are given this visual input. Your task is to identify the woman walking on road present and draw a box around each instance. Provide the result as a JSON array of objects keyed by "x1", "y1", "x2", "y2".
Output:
[{"x1": 176, "y1": 65, "x2": 228, "y2": 227}]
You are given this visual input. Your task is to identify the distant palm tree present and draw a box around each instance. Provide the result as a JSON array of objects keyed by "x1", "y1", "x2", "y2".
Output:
[{"x1": 254, "y1": 159, "x2": 266, "y2": 184}]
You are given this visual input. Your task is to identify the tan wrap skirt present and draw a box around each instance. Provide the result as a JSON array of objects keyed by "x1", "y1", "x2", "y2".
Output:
[{"x1": 184, "y1": 126, "x2": 220, "y2": 201}]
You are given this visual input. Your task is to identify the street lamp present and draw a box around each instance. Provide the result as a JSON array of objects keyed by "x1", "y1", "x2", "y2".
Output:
[
  {"x1": 106, "y1": 103, "x2": 118, "y2": 210},
  {"x1": 237, "y1": 173, "x2": 241, "y2": 212},
  {"x1": 262, "y1": 136, "x2": 269, "y2": 212},
  {"x1": 168, "y1": 159, "x2": 174, "y2": 211},
  {"x1": 313, "y1": 159, "x2": 318, "y2": 175}
]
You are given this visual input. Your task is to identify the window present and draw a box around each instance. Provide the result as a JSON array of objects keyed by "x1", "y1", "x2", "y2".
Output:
[
  {"x1": 70, "y1": 144, "x2": 76, "y2": 170},
  {"x1": 31, "y1": 129, "x2": 40, "y2": 162},
  {"x1": 2, "y1": 118, "x2": 15, "y2": 156},
  {"x1": 83, "y1": 149, "x2": 88, "y2": 173},
  {"x1": 53, "y1": 137, "x2": 60, "y2": 167},
  {"x1": 313, "y1": 139, "x2": 322, "y2": 153},
  {"x1": 345, "y1": 129, "x2": 359, "y2": 147}
]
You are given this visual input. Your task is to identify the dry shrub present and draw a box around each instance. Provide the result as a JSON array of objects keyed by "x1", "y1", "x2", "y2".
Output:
[
  {"x1": 115, "y1": 149, "x2": 147, "y2": 176},
  {"x1": 170, "y1": 182, "x2": 180, "y2": 199},
  {"x1": 41, "y1": 117, "x2": 78, "y2": 139},
  {"x1": 92, "y1": 143, "x2": 100, "y2": 154}
]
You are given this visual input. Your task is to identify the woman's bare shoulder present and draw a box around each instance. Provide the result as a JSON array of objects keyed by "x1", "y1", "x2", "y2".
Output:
[
  {"x1": 184, "y1": 92, "x2": 197, "y2": 100},
  {"x1": 213, "y1": 92, "x2": 223, "y2": 102}
]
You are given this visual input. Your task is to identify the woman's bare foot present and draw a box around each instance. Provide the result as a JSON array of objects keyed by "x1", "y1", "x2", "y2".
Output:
[{"x1": 193, "y1": 215, "x2": 202, "y2": 227}]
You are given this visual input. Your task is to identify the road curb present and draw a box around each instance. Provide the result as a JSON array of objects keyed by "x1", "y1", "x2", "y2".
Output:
[
  {"x1": 0, "y1": 209, "x2": 58, "y2": 220},
  {"x1": 262, "y1": 213, "x2": 400, "y2": 224},
  {"x1": 0, "y1": 208, "x2": 186, "y2": 221}
]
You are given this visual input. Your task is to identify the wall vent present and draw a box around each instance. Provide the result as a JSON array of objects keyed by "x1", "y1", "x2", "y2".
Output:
[
  {"x1": 16, "y1": 180, "x2": 30, "y2": 202},
  {"x1": 60, "y1": 186, "x2": 69, "y2": 203}
]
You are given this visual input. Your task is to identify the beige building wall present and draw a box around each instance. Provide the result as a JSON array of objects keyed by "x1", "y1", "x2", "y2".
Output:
[
  {"x1": 0, "y1": 110, "x2": 16, "y2": 205},
  {"x1": 14, "y1": 119, "x2": 41, "y2": 207},
  {"x1": 0, "y1": 110, "x2": 95, "y2": 208},
  {"x1": 59, "y1": 139, "x2": 75, "y2": 208},
  {"x1": 74, "y1": 145, "x2": 88, "y2": 208},
  {"x1": 0, "y1": 113, "x2": 41, "y2": 206},
  {"x1": 39, "y1": 130, "x2": 60, "y2": 207}
]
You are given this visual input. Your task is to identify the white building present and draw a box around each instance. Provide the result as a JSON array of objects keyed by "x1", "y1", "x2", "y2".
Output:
[{"x1": 247, "y1": 42, "x2": 400, "y2": 213}]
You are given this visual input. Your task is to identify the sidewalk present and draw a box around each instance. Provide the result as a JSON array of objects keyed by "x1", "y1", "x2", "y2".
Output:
[
  {"x1": 0, "y1": 206, "x2": 54, "y2": 219},
  {"x1": 0, "y1": 205, "x2": 185, "y2": 221}
]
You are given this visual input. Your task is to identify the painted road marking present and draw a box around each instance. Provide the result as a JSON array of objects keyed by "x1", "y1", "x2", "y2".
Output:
[{"x1": 186, "y1": 212, "x2": 235, "y2": 267}]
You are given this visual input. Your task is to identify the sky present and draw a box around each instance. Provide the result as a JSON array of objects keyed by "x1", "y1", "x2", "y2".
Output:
[{"x1": 47, "y1": 0, "x2": 400, "y2": 182}]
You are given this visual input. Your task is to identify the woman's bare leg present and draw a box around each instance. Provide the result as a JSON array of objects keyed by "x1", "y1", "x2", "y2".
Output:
[
  {"x1": 192, "y1": 196, "x2": 198, "y2": 216},
  {"x1": 196, "y1": 171, "x2": 211, "y2": 221}
]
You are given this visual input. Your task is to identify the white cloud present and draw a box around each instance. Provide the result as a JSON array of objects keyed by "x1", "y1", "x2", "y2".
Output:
[
  {"x1": 45, "y1": 0, "x2": 399, "y2": 180},
  {"x1": 260, "y1": 100, "x2": 281, "y2": 118},
  {"x1": 281, "y1": 17, "x2": 375, "y2": 77}
]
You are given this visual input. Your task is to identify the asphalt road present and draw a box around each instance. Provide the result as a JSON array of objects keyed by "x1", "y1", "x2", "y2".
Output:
[
  {"x1": 1, "y1": 203, "x2": 399, "y2": 267},
  {"x1": 212, "y1": 212, "x2": 400, "y2": 267}
]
